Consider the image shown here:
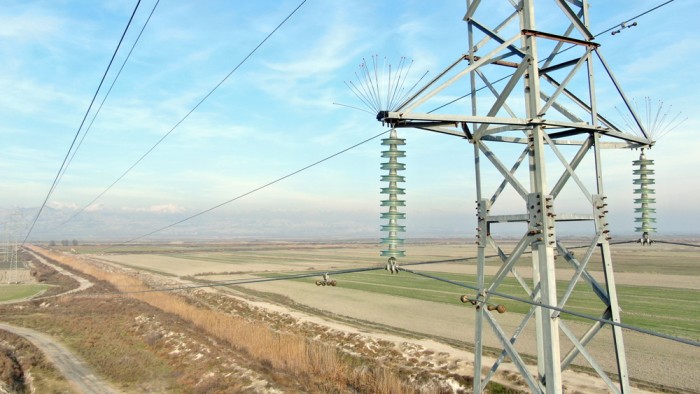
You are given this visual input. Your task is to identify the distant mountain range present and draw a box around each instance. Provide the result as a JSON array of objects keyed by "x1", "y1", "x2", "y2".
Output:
[{"x1": 2, "y1": 205, "x2": 695, "y2": 244}]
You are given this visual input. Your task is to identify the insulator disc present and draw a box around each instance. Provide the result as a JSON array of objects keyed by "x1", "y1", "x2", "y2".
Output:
[
  {"x1": 381, "y1": 137, "x2": 406, "y2": 145},
  {"x1": 380, "y1": 200, "x2": 406, "y2": 206},
  {"x1": 380, "y1": 175, "x2": 406, "y2": 183},
  {"x1": 380, "y1": 212, "x2": 406, "y2": 219},
  {"x1": 633, "y1": 151, "x2": 657, "y2": 237},
  {"x1": 381, "y1": 162, "x2": 406, "y2": 171},
  {"x1": 381, "y1": 250, "x2": 406, "y2": 257},
  {"x1": 380, "y1": 187, "x2": 405, "y2": 195},
  {"x1": 380, "y1": 129, "x2": 406, "y2": 259},
  {"x1": 381, "y1": 150, "x2": 406, "y2": 158}
]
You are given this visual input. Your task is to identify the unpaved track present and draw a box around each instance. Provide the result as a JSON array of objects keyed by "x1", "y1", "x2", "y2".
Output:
[
  {"x1": 0, "y1": 323, "x2": 120, "y2": 394},
  {"x1": 25, "y1": 249, "x2": 94, "y2": 296},
  {"x1": 1, "y1": 249, "x2": 117, "y2": 393}
]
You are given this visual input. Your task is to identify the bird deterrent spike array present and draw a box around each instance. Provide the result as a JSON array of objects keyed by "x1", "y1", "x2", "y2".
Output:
[
  {"x1": 343, "y1": 55, "x2": 428, "y2": 114},
  {"x1": 617, "y1": 97, "x2": 684, "y2": 246},
  {"x1": 633, "y1": 149, "x2": 656, "y2": 245},
  {"x1": 380, "y1": 129, "x2": 406, "y2": 265},
  {"x1": 342, "y1": 56, "x2": 426, "y2": 268}
]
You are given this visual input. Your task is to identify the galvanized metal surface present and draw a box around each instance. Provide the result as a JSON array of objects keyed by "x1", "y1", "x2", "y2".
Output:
[{"x1": 373, "y1": 0, "x2": 650, "y2": 392}]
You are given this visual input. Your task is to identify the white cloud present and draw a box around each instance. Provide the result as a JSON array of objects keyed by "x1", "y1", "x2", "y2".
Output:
[
  {"x1": 0, "y1": 11, "x2": 62, "y2": 41},
  {"x1": 2, "y1": 1, "x2": 699, "y2": 238},
  {"x1": 47, "y1": 201, "x2": 79, "y2": 211},
  {"x1": 251, "y1": 10, "x2": 370, "y2": 108},
  {"x1": 84, "y1": 203, "x2": 104, "y2": 212},
  {"x1": 121, "y1": 204, "x2": 187, "y2": 214}
]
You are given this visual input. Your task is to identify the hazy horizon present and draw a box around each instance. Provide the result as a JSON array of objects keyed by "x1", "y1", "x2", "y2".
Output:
[{"x1": 2, "y1": 1, "x2": 698, "y2": 243}]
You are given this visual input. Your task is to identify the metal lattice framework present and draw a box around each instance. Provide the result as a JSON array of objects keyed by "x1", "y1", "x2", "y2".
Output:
[
  {"x1": 2, "y1": 211, "x2": 21, "y2": 284},
  {"x1": 376, "y1": 1, "x2": 652, "y2": 392}
]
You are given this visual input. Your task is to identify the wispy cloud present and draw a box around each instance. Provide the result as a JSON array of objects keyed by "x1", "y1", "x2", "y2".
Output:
[
  {"x1": 251, "y1": 7, "x2": 371, "y2": 109},
  {"x1": 0, "y1": 10, "x2": 63, "y2": 41},
  {"x1": 121, "y1": 204, "x2": 187, "y2": 214},
  {"x1": 47, "y1": 201, "x2": 79, "y2": 211}
]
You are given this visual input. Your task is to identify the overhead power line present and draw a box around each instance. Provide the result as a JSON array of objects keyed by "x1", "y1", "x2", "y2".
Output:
[
  {"x1": 39, "y1": 0, "x2": 679, "y2": 247},
  {"x1": 594, "y1": 0, "x2": 675, "y2": 37},
  {"x1": 56, "y1": 0, "x2": 162, "y2": 192},
  {"x1": 56, "y1": 0, "x2": 308, "y2": 232},
  {"x1": 428, "y1": 0, "x2": 677, "y2": 114},
  {"x1": 72, "y1": 251, "x2": 699, "y2": 348},
  {"x1": 46, "y1": 0, "x2": 673, "y2": 241},
  {"x1": 22, "y1": 0, "x2": 143, "y2": 246},
  {"x1": 39, "y1": 0, "x2": 162, "y2": 237},
  {"x1": 654, "y1": 240, "x2": 700, "y2": 248},
  {"x1": 399, "y1": 267, "x2": 699, "y2": 348},
  {"x1": 102, "y1": 129, "x2": 389, "y2": 250}
]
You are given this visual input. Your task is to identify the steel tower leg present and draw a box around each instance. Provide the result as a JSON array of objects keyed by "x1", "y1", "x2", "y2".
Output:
[
  {"x1": 522, "y1": 1, "x2": 562, "y2": 390},
  {"x1": 376, "y1": 0, "x2": 643, "y2": 391},
  {"x1": 594, "y1": 135, "x2": 631, "y2": 392},
  {"x1": 473, "y1": 142, "x2": 486, "y2": 393}
]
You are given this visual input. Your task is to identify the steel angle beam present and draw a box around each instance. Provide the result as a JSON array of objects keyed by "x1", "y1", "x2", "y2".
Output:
[{"x1": 378, "y1": 1, "x2": 637, "y2": 392}]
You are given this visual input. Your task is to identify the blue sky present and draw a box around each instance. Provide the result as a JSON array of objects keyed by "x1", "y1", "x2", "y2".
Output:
[{"x1": 1, "y1": 0, "x2": 698, "y2": 241}]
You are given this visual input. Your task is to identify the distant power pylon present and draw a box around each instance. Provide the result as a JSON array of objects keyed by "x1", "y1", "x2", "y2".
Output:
[
  {"x1": 4, "y1": 210, "x2": 23, "y2": 283},
  {"x1": 1, "y1": 223, "x2": 8, "y2": 266},
  {"x1": 375, "y1": 1, "x2": 653, "y2": 392}
]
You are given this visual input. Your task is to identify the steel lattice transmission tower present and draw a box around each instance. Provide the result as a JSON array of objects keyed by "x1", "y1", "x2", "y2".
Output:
[{"x1": 376, "y1": 1, "x2": 652, "y2": 392}]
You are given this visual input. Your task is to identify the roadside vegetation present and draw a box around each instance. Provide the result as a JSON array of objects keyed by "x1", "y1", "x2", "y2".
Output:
[
  {"x1": 0, "y1": 329, "x2": 74, "y2": 393},
  {"x1": 20, "y1": 245, "x2": 489, "y2": 393},
  {"x1": 13, "y1": 241, "x2": 696, "y2": 393}
]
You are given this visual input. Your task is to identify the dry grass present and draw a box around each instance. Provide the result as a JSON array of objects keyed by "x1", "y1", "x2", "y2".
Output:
[
  {"x1": 27, "y1": 245, "x2": 431, "y2": 393},
  {"x1": 0, "y1": 330, "x2": 75, "y2": 394}
]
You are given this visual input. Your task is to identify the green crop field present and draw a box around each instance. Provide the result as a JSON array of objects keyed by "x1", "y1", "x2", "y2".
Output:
[
  {"x1": 253, "y1": 269, "x2": 699, "y2": 339},
  {"x1": 0, "y1": 284, "x2": 50, "y2": 302},
  {"x1": 82, "y1": 240, "x2": 700, "y2": 339}
]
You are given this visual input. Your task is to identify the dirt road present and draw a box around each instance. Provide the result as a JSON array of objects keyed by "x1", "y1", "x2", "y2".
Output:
[
  {"x1": 25, "y1": 249, "x2": 94, "y2": 296},
  {"x1": 0, "y1": 323, "x2": 120, "y2": 394},
  {"x1": 2, "y1": 249, "x2": 116, "y2": 393}
]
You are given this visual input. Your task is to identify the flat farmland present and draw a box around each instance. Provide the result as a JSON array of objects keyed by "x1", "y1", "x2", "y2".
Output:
[
  {"x1": 85, "y1": 240, "x2": 700, "y2": 393},
  {"x1": 0, "y1": 284, "x2": 50, "y2": 302}
]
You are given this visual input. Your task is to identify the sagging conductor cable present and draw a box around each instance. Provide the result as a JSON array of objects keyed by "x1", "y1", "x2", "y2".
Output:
[
  {"x1": 52, "y1": 0, "x2": 308, "y2": 235},
  {"x1": 22, "y1": 0, "x2": 144, "y2": 246},
  {"x1": 428, "y1": 0, "x2": 677, "y2": 114},
  {"x1": 63, "y1": 254, "x2": 700, "y2": 348},
  {"x1": 100, "y1": 129, "x2": 390, "y2": 251},
  {"x1": 400, "y1": 267, "x2": 700, "y2": 348},
  {"x1": 55, "y1": 0, "x2": 162, "y2": 198}
]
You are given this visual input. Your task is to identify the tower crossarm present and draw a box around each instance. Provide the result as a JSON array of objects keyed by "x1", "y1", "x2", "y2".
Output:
[{"x1": 379, "y1": 111, "x2": 651, "y2": 146}]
